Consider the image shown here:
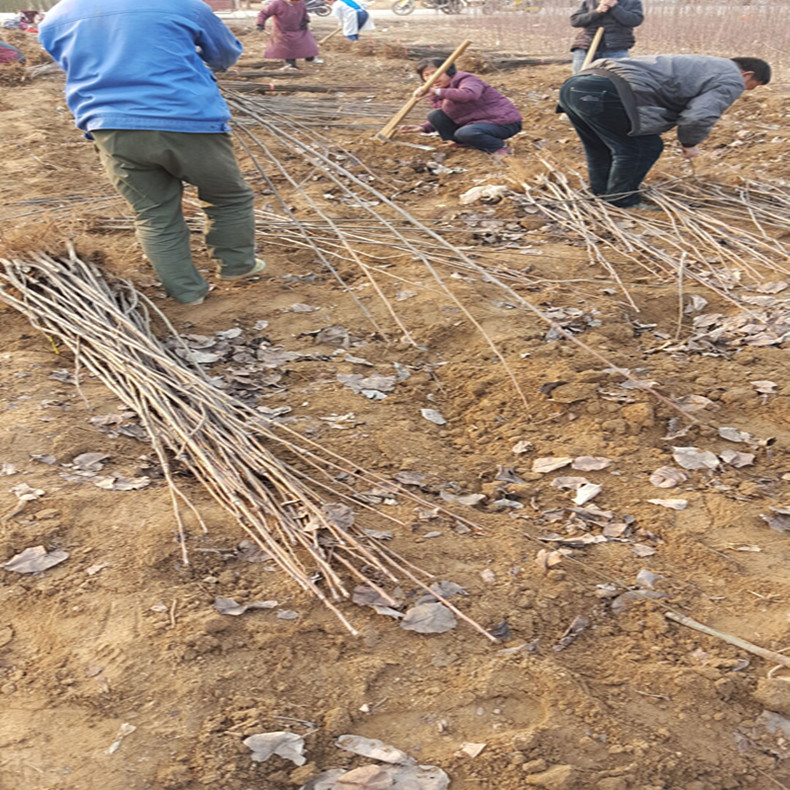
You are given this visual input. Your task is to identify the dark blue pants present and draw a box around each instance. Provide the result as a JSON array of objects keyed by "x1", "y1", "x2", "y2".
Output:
[
  {"x1": 427, "y1": 109, "x2": 521, "y2": 154},
  {"x1": 345, "y1": 9, "x2": 368, "y2": 39},
  {"x1": 558, "y1": 74, "x2": 664, "y2": 207}
]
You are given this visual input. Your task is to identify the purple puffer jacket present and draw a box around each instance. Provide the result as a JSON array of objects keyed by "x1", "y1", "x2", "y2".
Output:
[{"x1": 420, "y1": 72, "x2": 522, "y2": 130}]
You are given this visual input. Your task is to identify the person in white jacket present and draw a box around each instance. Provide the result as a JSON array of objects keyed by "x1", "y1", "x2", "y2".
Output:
[{"x1": 327, "y1": 0, "x2": 374, "y2": 40}]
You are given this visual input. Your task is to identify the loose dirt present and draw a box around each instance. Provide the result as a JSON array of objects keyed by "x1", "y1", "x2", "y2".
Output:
[{"x1": 0, "y1": 17, "x2": 788, "y2": 790}]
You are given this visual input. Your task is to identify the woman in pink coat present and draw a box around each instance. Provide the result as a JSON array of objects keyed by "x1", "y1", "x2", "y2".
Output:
[{"x1": 257, "y1": 0, "x2": 319, "y2": 71}]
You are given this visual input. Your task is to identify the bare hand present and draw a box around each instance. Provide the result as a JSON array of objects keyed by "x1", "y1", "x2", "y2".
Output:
[
  {"x1": 412, "y1": 86, "x2": 429, "y2": 98},
  {"x1": 681, "y1": 145, "x2": 700, "y2": 159},
  {"x1": 399, "y1": 124, "x2": 424, "y2": 133}
]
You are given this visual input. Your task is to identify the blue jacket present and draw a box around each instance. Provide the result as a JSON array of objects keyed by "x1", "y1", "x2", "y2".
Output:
[{"x1": 39, "y1": 0, "x2": 243, "y2": 134}]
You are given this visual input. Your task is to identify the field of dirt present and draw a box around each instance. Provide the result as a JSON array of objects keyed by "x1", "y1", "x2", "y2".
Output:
[{"x1": 0, "y1": 17, "x2": 789, "y2": 790}]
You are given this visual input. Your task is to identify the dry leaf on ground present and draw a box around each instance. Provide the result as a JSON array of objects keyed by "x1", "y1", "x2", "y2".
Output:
[
  {"x1": 649, "y1": 466, "x2": 689, "y2": 488},
  {"x1": 336, "y1": 734, "x2": 411, "y2": 765},
  {"x1": 214, "y1": 597, "x2": 277, "y2": 616},
  {"x1": 672, "y1": 447, "x2": 719, "y2": 470},
  {"x1": 243, "y1": 731, "x2": 306, "y2": 765},
  {"x1": 2, "y1": 545, "x2": 69, "y2": 573},
  {"x1": 532, "y1": 457, "x2": 573, "y2": 473},
  {"x1": 400, "y1": 603, "x2": 457, "y2": 634},
  {"x1": 647, "y1": 498, "x2": 688, "y2": 510},
  {"x1": 571, "y1": 456, "x2": 612, "y2": 471},
  {"x1": 420, "y1": 408, "x2": 447, "y2": 426}
]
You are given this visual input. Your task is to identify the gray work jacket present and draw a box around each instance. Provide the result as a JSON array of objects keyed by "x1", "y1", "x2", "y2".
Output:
[{"x1": 585, "y1": 54, "x2": 745, "y2": 146}]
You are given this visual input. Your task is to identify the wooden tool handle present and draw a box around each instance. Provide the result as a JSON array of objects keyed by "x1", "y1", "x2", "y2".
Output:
[
  {"x1": 375, "y1": 38, "x2": 472, "y2": 142},
  {"x1": 318, "y1": 26, "x2": 342, "y2": 45},
  {"x1": 580, "y1": 26, "x2": 604, "y2": 71}
]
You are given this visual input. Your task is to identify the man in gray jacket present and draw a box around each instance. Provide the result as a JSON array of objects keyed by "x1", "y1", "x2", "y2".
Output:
[
  {"x1": 558, "y1": 55, "x2": 770, "y2": 208},
  {"x1": 570, "y1": 0, "x2": 644, "y2": 74}
]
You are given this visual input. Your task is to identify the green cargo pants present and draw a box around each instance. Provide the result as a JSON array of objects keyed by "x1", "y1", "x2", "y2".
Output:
[{"x1": 92, "y1": 129, "x2": 256, "y2": 304}]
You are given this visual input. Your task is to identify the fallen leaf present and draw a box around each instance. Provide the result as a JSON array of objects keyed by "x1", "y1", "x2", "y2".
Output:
[
  {"x1": 684, "y1": 295, "x2": 708, "y2": 314},
  {"x1": 488, "y1": 620, "x2": 511, "y2": 640},
  {"x1": 532, "y1": 457, "x2": 573, "y2": 473},
  {"x1": 312, "y1": 501, "x2": 350, "y2": 530},
  {"x1": 336, "y1": 734, "x2": 410, "y2": 765},
  {"x1": 632, "y1": 543, "x2": 657, "y2": 557},
  {"x1": 439, "y1": 491, "x2": 485, "y2": 507},
  {"x1": 303, "y1": 324, "x2": 347, "y2": 349},
  {"x1": 214, "y1": 597, "x2": 277, "y2": 616},
  {"x1": 109, "y1": 476, "x2": 149, "y2": 491},
  {"x1": 672, "y1": 447, "x2": 719, "y2": 470},
  {"x1": 571, "y1": 456, "x2": 612, "y2": 471},
  {"x1": 183, "y1": 349, "x2": 221, "y2": 365},
  {"x1": 553, "y1": 615, "x2": 590, "y2": 651},
  {"x1": 512, "y1": 440, "x2": 533, "y2": 454},
  {"x1": 718, "y1": 426, "x2": 752, "y2": 443},
  {"x1": 647, "y1": 498, "x2": 688, "y2": 510},
  {"x1": 334, "y1": 765, "x2": 392, "y2": 790},
  {"x1": 421, "y1": 408, "x2": 447, "y2": 426},
  {"x1": 352, "y1": 586, "x2": 397, "y2": 609},
  {"x1": 216, "y1": 327, "x2": 243, "y2": 339},
  {"x1": 285, "y1": 303, "x2": 320, "y2": 313},
  {"x1": 338, "y1": 373, "x2": 396, "y2": 398},
  {"x1": 761, "y1": 510, "x2": 790, "y2": 532},
  {"x1": 277, "y1": 609, "x2": 299, "y2": 620},
  {"x1": 243, "y1": 731, "x2": 306, "y2": 766},
  {"x1": 236, "y1": 540, "x2": 271, "y2": 563},
  {"x1": 573, "y1": 483, "x2": 602, "y2": 506},
  {"x1": 302, "y1": 769, "x2": 346, "y2": 790},
  {"x1": 360, "y1": 528, "x2": 393, "y2": 541},
  {"x1": 460, "y1": 742, "x2": 487, "y2": 758},
  {"x1": 72, "y1": 452, "x2": 109, "y2": 472},
  {"x1": 373, "y1": 606, "x2": 404, "y2": 619},
  {"x1": 550, "y1": 476, "x2": 589, "y2": 490},
  {"x1": 343, "y1": 354, "x2": 373, "y2": 367},
  {"x1": 495, "y1": 466, "x2": 525, "y2": 484},
  {"x1": 9, "y1": 483, "x2": 44, "y2": 501},
  {"x1": 720, "y1": 449, "x2": 755, "y2": 468},
  {"x1": 394, "y1": 471, "x2": 426, "y2": 487},
  {"x1": 636, "y1": 569, "x2": 662, "y2": 589},
  {"x1": 751, "y1": 380, "x2": 777, "y2": 395},
  {"x1": 602, "y1": 522, "x2": 629, "y2": 538},
  {"x1": 2, "y1": 545, "x2": 69, "y2": 573},
  {"x1": 30, "y1": 454, "x2": 56, "y2": 464},
  {"x1": 649, "y1": 466, "x2": 688, "y2": 488},
  {"x1": 429, "y1": 580, "x2": 467, "y2": 599},
  {"x1": 674, "y1": 395, "x2": 715, "y2": 413},
  {"x1": 400, "y1": 603, "x2": 457, "y2": 634},
  {"x1": 753, "y1": 281, "x2": 788, "y2": 294},
  {"x1": 107, "y1": 722, "x2": 136, "y2": 755},
  {"x1": 0, "y1": 463, "x2": 18, "y2": 476}
]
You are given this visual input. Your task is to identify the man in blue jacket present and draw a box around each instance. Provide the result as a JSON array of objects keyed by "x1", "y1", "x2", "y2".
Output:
[{"x1": 39, "y1": 0, "x2": 264, "y2": 305}]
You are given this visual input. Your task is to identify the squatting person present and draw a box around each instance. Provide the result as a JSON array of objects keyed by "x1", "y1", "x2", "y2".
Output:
[
  {"x1": 557, "y1": 55, "x2": 771, "y2": 209},
  {"x1": 400, "y1": 59, "x2": 522, "y2": 157},
  {"x1": 569, "y1": 0, "x2": 644, "y2": 74},
  {"x1": 39, "y1": 0, "x2": 265, "y2": 306}
]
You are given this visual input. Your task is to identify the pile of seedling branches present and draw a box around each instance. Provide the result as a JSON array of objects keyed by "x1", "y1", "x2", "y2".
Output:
[
  {"x1": 518, "y1": 165, "x2": 790, "y2": 312},
  {"x1": 0, "y1": 248, "x2": 494, "y2": 638}
]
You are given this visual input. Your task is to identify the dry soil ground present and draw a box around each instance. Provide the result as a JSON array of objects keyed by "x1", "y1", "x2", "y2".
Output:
[{"x1": 0, "y1": 17, "x2": 789, "y2": 790}]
